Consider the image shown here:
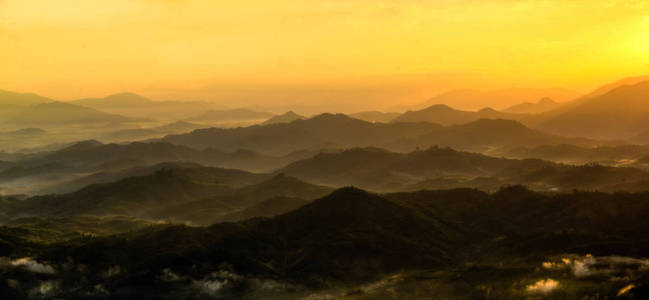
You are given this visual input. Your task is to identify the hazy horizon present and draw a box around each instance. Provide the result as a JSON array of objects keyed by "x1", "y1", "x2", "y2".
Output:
[{"x1": 2, "y1": 0, "x2": 649, "y2": 111}]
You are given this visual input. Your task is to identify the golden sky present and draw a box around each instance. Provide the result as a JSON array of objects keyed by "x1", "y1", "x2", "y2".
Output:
[{"x1": 1, "y1": 0, "x2": 648, "y2": 110}]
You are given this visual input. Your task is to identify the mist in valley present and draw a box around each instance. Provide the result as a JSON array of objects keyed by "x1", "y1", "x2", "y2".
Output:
[{"x1": 4, "y1": 0, "x2": 649, "y2": 299}]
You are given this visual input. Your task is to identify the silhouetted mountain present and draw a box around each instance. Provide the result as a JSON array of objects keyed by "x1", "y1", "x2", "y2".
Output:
[
  {"x1": 71, "y1": 92, "x2": 230, "y2": 120},
  {"x1": 278, "y1": 146, "x2": 551, "y2": 191},
  {"x1": 1, "y1": 168, "x2": 334, "y2": 227},
  {"x1": 154, "y1": 120, "x2": 201, "y2": 132},
  {"x1": 160, "y1": 113, "x2": 442, "y2": 155},
  {"x1": 187, "y1": 108, "x2": 274, "y2": 122},
  {"x1": 279, "y1": 146, "x2": 649, "y2": 192},
  {"x1": 0, "y1": 163, "x2": 70, "y2": 181},
  {"x1": 7, "y1": 102, "x2": 133, "y2": 126},
  {"x1": 160, "y1": 114, "x2": 601, "y2": 156},
  {"x1": 22, "y1": 141, "x2": 299, "y2": 172},
  {"x1": 1, "y1": 167, "x2": 267, "y2": 219},
  {"x1": 537, "y1": 81, "x2": 649, "y2": 139},
  {"x1": 0, "y1": 89, "x2": 52, "y2": 118},
  {"x1": 0, "y1": 141, "x2": 319, "y2": 195},
  {"x1": 155, "y1": 174, "x2": 333, "y2": 224},
  {"x1": 580, "y1": 76, "x2": 649, "y2": 99},
  {"x1": 392, "y1": 104, "x2": 527, "y2": 125},
  {"x1": 503, "y1": 97, "x2": 559, "y2": 114},
  {"x1": 33, "y1": 162, "x2": 204, "y2": 195},
  {"x1": 415, "y1": 88, "x2": 580, "y2": 110},
  {"x1": 349, "y1": 111, "x2": 401, "y2": 123},
  {"x1": 261, "y1": 111, "x2": 305, "y2": 125},
  {"x1": 396, "y1": 118, "x2": 600, "y2": 153}
]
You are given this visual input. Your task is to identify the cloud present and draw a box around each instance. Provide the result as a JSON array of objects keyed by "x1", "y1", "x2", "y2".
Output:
[
  {"x1": 29, "y1": 280, "x2": 59, "y2": 298},
  {"x1": 618, "y1": 283, "x2": 636, "y2": 296},
  {"x1": 552, "y1": 254, "x2": 649, "y2": 278},
  {"x1": 10, "y1": 257, "x2": 56, "y2": 274},
  {"x1": 526, "y1": 278, "x2": 559, "y2": 294}
]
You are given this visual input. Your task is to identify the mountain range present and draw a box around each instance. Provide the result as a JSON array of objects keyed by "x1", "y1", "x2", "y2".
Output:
[
  {"x1": 537, "y1": 81, "x2": 649, "y2": 139},
  {"x1": 392, "y1": 104, "x2": 527, "y2": 125},
  {"x1": 7, "y1": 102, "x2": 134, "y2": 126},
  {"x1": 160, "y1": 113, "x2": 600, "y2": 156},
  {"x1": 414, "y1": 87, "x2": 579, "y2": 110},
  {"x1": 279, "y1": 146, "x2": 649, "y2": 192}
]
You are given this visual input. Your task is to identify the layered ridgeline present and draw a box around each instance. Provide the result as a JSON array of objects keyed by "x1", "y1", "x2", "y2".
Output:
[
  {"x1": 278, "y1": 146, "x2": 649, "y2": 192},
  {"x1": 71, "y1": 92, "x2": 231, "y2": 120},
  {"x1": 0, "y1": 140, "x2": 318, "y2": 195},
  {"x1": 536, "y1": 80, "x2": 649, "y2": 140},
  {"x1": 1, "y1": 138, "x2": 642, "y2": 196},
  {"x1": 7, "y1": 102, "x2": 135, "y2": 126},
  {"x1": 3, "y1": 187, "x2": 649, "y2": 299},
  {"x1": 159, "y1": 113, "x2": 600, "y2": 155},
  {"x1": 261, "y1": 111, "x2": 306, "y2": 125},
  {"x1": 411, "y1": 87, "x2": 579, "y2": 111},
  {"x1": 0, "y1": 167, "x2": 332, "y2": 225},
  {"x1": 502, "y1": 97, "x2": 560, "y2": 114},
  {"x1": 0, "y1": 90, "x2": 52, "y2": 118}
]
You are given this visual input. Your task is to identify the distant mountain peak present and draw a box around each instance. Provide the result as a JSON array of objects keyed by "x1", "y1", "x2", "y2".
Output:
[
  {"x1": 309, "y1": 113, "x2": 355, "y2": 122},
  {"x1": 262, "y1": 111, "x2": 305, "y2": 125},
  {"x1": 478, "y1": 107, "x2": 498, "y2": 113},
  {"x1": 61, "y1": 140, "x2": 104, "y2": 152},
  {"x1": 424, "y1": 104, "x2": 455, "y2": 111},
  {"x1": 538, "y1": 97, "x2": 556, "y2": 105}
]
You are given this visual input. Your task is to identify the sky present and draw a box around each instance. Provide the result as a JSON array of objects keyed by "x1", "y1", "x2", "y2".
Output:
[{"x1": 1, "y1": 0, "x2": 649, "y2": 111}]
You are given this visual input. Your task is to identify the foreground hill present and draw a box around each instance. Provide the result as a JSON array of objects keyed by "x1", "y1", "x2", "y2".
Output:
[
  {"x1": 537, "y1": 81, "x2": 649, "y2": 139},
  {"x1": 4, "y1": 186, "x2": 649, "y2": 298}
]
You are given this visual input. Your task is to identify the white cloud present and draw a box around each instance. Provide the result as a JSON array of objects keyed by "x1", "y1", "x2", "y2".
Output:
[
  {"x1": 10, "y1": 257, "x2": 56, "y2": 274},
  {"x1": 526, "y1": 278, "x2": 559, "y2": 294}
]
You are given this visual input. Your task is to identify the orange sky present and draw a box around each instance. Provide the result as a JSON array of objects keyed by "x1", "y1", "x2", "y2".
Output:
[{"x1": 1, "y1": 0, "x2": 648, "y2": 110}]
